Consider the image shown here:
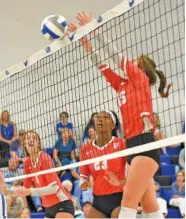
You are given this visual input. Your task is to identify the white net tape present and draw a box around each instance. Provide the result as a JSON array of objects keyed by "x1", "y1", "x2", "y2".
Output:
[{"x1": 5, "y1": 134, "x2": 185, "y2": 183}]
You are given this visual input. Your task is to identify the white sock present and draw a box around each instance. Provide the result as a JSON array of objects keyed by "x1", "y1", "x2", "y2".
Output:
[
  {"x1": 141, "y1": 211, "x2": 148, "y2": 218},
  {"x1": 147, "y1": 210, "x2": 164, "y2": 218},
  {"x1": 119, "y1": 207, "x2": 137, "y2": 219}
]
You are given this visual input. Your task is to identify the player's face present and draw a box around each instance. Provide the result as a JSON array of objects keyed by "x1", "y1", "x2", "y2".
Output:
[
  {"x1": 95, "y1": 112, "x2": 114, "y2": 133},
  {"x1": 24, "y1": 132, "x2": 40, "y2": 155}
]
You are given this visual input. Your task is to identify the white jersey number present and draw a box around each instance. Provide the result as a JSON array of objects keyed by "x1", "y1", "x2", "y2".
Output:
[
  {"x1": 94, "y1": 160, "x2": 108, "y2": 171},
  {"x1": 118, "y1": 91, "x2": 126, "y2": 106}
]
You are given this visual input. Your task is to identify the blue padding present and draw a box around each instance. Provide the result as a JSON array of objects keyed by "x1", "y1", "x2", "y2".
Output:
[
  {"x1": 160, "y1": 164, "x2": 176, "y2": 175},
  {"x1": 161, "y1": 187, "x2": 173, "y2": 202},
  {"x1": 160, "y1": 155, "x2": 171, "y2": 164},
  {"x1": 171, "y1": 175, "x2": 176, "y2": 183},
  {"x1": 31, "y1": 212, "x2": 45, "y2": 218},
  {"x1": 168, "y1": 208, "x2": 182, "y2": 218}
]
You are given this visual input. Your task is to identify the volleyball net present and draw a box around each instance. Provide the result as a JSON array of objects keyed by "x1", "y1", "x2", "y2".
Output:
[{"x1": 0, "y1": 0, "x2": 185, "y2": 183}]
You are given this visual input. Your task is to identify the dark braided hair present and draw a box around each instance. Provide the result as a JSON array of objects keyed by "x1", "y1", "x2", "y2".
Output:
[
  {"x1": 110, "y1": 111, "x2": 121, "y2": 137},
  {"x1": 138, "y1": 55, "x2": 172, "y2": 98}
]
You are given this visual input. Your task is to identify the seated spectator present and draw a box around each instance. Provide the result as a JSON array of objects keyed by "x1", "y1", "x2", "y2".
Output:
[
  {"x1": 83, "y1": 112, "x2": 98, "y2": 142},
  {"x1": 154, "y1": 181, "x2": 168, "y2": 217},
  {"x1": 53, "y1": 128, "x2": 76, "y2": 167},
  {"x1": 0, "y1": 110, "x2": 18, "y2": 158},
  {"x1": 83, "y1": 126, "x2": 97, "y2": 144},
  {"x1": 56, "y1": 111, "x2": 76, "y2": 141},
  {"x1": 153, "y1": 112, "x2": 168, "y2": 155},
  {"x1": 17, "y1": 207, "x2": 31, "y2": 218},
  {"x1": 169, "y1": 171, "x2": 185, "y2": 218},
  {"x1": 9, "y1": 130, "x2": 26, "y2": 162},
  {"x1": 62, "y1": 180, "x2": 83, "y2": 218},
  {"x1": 179, "y1": 148, "x2": 185, "y2": 172},
  {"x1": 82, "y1": 201, "x2": 92, "y2": 218}
]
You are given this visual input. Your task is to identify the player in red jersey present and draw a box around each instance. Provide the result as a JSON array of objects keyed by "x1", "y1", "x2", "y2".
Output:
[
  {"x1": 70, "y1": 12, "x2": 172, "y2": 219},
  {"x1": 14, "y1": 130, "x2": 74, "y2": 218},
  {"x1": 80, "y1": 110, "x2": 127, "y2": 218}
]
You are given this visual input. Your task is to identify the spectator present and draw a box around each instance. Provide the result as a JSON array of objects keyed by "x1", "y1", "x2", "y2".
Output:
[
  {"x1": 0, "y1": 110, "x2": 18, "y2": 158},
  {"x1": 83, "y1": 126, "x2": 97, "y2": 144},
  {"x1": 154, "y1": 181, "x2": 168, "y2": 217},
  {"x1": 53, "y1": 128, "x2": 76, "y2": 167},
  {"x1": 83, "y1": 112, "x2": 98, "y2": 142},
  {"x1": 169, "y1": 171, "x2": 185, "y2": 217},
  {"x1": 179, "y1": 148, "x2": 185, "y2": 171},
  {"x1": 82, "y1": 201, "x2": 92, "y2": 218},
  {"x1": 56, "y1": 111, "x2": 76, "y2": 140},
  {"x1": 153, "y1": 112, "x2": 167, "y2": 155},
  {"x1": 9, "y1": 130, "x2": 26, "y2": 162},
  {"x1": 17, "y1": 207, "x2": 31, "y2": 219},
  {"x1": 62, "y1": 180, "x2": 84, "y2": 218}
]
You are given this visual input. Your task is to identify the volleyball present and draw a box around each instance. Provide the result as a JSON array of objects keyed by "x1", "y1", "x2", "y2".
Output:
[{"x1": 41, "y1": 14, "x2": 68, "y2": 41}]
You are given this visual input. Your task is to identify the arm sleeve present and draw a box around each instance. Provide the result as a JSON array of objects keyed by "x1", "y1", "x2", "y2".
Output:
[
  {"x1": 79, "y1": 147, "x2": 89, "y2": 179},
  {"x1": 30, "y1": 181, "x2": 59, "y2": 196}
]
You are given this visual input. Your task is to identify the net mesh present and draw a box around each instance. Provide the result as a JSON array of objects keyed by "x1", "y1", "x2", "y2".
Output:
[{"x1": 0, "y1": 0, "x2": 185, "y2": 180}]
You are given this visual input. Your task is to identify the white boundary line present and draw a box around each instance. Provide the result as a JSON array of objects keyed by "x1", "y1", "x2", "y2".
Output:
[
  {"x1": 5, "y1": 134, "x2": 185, "y2": 182},
  {"x1": 0, "y1": 0, "x2": 145, "y2": 82}
]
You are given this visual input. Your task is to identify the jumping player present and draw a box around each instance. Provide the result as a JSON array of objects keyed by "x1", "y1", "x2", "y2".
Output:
[
  {"x1": 71, "y1": 12, "x2": 172, "y2": 218},
  {"x1": 15, "y1": 130, "x2": 74, "y2": 219},
  {"x1": 80, "y1": 111, "x2": 127, "y2": 218}
]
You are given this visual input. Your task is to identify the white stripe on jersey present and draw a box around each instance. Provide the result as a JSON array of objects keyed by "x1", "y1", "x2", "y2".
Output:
[{"x1": 0, "y1": 192, "x2": 7, "y2": 219}]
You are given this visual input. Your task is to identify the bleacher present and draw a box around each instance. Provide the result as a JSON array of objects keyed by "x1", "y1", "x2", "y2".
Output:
[{"x1": 30, "y1": 146, "x2": 182, "y2": 218}]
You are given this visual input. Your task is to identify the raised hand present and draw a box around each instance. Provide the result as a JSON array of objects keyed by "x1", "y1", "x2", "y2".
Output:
[
  {"x1": 76, "y1": 12, "x2": 93, "y2": 26},
  {"x1": 68, "y1": 23, "x2": 77, "y2": 33}
]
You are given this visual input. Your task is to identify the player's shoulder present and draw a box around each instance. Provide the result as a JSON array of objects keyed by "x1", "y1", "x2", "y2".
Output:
[
  {"x1": 40, "y1": 151, "x2": 51, "y2": 160},
  {"x1": 81, "y1": 141, "x2": 94, "y2": 151},
  {"x1": 112, "y1": 137, "x2": 126, "y2": 149}
]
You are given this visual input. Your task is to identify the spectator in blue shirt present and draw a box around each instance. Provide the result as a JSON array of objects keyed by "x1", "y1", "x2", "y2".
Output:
[
  {"x1": 53, "y1": 128, "x2": 76, "y2": 166},
  {"x1": 56, "y1": 111, "x2": 76, "y2": 141},
  {"x1": 169, "y1": 171, "x2": 185, "y2": 217},
  {"x1": 9, "y1": 130, "x2": 25, "y2": 162},
  {"x1": 0, "y1": 110, "x2": 18, "y2": 158}
]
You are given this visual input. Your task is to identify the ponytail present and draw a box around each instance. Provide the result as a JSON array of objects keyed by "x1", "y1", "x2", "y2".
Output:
[{"x1": 156, "y1": 70, "x2": 172, "y2": 98}]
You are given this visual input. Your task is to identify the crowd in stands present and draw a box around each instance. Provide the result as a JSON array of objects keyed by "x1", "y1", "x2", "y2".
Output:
[{"x1": 0, "y1": 109, "x2": 185, "y2": 218}]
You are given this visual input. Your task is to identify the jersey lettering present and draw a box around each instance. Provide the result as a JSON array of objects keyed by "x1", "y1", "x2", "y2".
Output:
[
  {"x1": 118, "y1": 90, "x2": 126, "y2": 106},
  {"x1": 94, "y1": 160, "x2": 108, "y2": 171}
]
